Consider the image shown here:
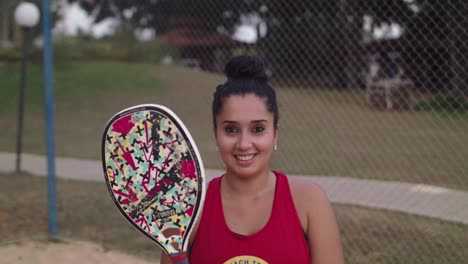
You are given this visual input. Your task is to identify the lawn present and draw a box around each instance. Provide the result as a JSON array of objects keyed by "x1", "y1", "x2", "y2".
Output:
[
  {"x1": 0, "y1": 61, "x2": 467, "y2": 190},
  {"x1": 1, "y1": 172, "x2": 467, "y2": 263}
]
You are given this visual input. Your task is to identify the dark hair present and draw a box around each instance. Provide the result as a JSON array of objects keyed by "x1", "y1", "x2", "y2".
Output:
[{"x1": 212, "y1": 55, "x2": 279, "y2": 128}]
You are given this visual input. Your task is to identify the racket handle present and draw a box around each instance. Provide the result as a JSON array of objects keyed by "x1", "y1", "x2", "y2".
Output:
[{"x1": 169, "y1": 252, "x2": 189, "y2": 264}]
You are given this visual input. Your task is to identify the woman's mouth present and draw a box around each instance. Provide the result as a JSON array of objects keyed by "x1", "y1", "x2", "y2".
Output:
[{"x1": 235, "y1": 154, "x2": 256, "y2": 161}]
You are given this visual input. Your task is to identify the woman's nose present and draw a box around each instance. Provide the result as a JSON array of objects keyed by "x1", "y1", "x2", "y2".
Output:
[{"x1": 236, "y1": 131, "x2": 252, "y2": 150}]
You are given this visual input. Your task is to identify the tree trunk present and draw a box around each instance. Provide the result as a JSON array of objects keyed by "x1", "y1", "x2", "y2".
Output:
[
  {"x1": 339, "y1": 0, "x2": 365, "y2": 89},
  {"x1": 0, "y1": 0, "x2": 8, "y2": 49},
  {"x1": 449, "y1": 0, "x2": 468, "y2": 94},
  {"x1": 0, "y1": 0, "x2": 16, "y2": 49}
]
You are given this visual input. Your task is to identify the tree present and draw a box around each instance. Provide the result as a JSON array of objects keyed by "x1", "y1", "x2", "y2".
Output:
[
  {"x1": 0, "y1": 0, "x2": 15, "y2": 49},
  {"x1": 72, "y1": 0, "x2": 468, "y2": 93},
  {"x1": 446, "y1": 0, "x2": 468, "y2": 94},
  {"x1": 394, "y1": 0, "x2": 468, "y2": 93},
  {"x1": 72, "y1": 0, "x2": 243, "y2": 34},
  {"x1": 259, "y1": 0, "x2": 367, "y2": 88}
]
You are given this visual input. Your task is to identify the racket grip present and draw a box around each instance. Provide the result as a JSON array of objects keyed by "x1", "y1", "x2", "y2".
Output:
[{"x1": 169, "y1": 252, "x2": 189, "y2": 264}]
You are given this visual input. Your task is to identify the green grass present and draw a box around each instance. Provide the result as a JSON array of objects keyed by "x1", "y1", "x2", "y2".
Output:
[
  {"x1": 336, "y1": 204, "x2": 468, "y2": 263},
  {"x1": 0, "y1": 61, "x2": 467, "y2": 190},
  {"x1": 1, "y1": 172, "x2": 467, "y2": 263},
  {"x1": 0, "y1": 61, "x2": 165, "y2": 113}
]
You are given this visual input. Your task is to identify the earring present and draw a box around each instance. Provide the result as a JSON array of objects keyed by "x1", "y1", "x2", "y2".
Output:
[
  {"x1": 216, "y1": 146, "x2": 219, "y2": 152},
  {"x1": 274, "y1": 144, "x2": 278, "y2": 151}
]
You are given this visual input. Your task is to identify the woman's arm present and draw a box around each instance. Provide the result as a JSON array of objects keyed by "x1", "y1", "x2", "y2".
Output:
[
  {"x1": 305, "y1": 184, "x2": 344, "y2": 264},
  {"x1": 290, "y1": 177, "x2": 344, "y2": 264}
]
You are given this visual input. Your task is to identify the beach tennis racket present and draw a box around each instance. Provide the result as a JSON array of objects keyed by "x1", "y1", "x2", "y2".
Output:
[{"x1": 101, "y1": 104, "x2": 205, "y2": 263}]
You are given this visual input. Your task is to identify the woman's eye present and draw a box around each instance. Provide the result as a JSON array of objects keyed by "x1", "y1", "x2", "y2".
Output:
[
  {"x1": 252, "y1": 126, "x2": 265, "y2": 133},
  {"x1": 225, "y1": 126, "x2": 238, "y2": 133}
]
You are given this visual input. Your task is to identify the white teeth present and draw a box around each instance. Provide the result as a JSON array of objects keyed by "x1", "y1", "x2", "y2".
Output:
[{"x1": 236, "y1": 155, "x2": 255, "y2": 161}]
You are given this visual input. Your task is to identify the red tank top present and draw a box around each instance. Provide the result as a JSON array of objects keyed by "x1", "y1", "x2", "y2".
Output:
[{"x1": 190, "y1": 171, "x2": 311, "y2": 264}]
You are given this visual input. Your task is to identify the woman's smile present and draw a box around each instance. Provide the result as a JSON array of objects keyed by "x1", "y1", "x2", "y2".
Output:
[{"x1": 235, "y1": 154, "x2": 256, "y2": 161}]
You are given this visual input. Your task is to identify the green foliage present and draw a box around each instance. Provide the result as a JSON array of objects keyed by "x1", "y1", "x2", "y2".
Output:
[
  {"x1": 53, "y1": 34, "x2": 178, "y2": 63},
  {"x1": 414, "y1": 95, "x2": 468, "y2": 114},
  {"x1": 0, "y1": 46, "x2": 22, "y2": 61},
  {"x1": 0, "y1": 45, "x2": 42, "y2": 62},
  {"x1": 0, "y1": 31, "x2": 176, "y2": 64},
  {"x1": 262, "y1": 13, "x2": 345, "y2": 86}
]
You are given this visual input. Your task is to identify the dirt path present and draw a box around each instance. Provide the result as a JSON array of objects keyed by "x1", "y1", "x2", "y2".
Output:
[{"x1": 0, "y1": 240, "x2": 159, "y2": 264}]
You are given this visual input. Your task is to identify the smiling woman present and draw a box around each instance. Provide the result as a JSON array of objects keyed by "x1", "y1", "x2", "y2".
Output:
[{"x1": 160, "y1": 55, "x2": 344, "y2": 264}]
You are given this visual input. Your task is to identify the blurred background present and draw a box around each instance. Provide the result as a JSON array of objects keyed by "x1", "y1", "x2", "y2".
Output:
[{"x1": 1, "y1": 0, "x2": 467, "y2": 263}]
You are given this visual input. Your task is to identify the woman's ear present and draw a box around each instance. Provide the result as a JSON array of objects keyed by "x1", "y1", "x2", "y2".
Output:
[
  {"x1": 213, "y1": 126, "x2": 218, "y2": 144},
  {"x1": 274, "y1": 123, "x2": 279, "y2": 145}
]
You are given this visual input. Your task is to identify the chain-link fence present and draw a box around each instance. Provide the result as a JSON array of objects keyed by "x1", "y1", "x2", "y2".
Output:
[
  {"x1": 1, "y1": 0, "x2": 468, "y2": 263},
  {"x1": 148, "y1": 2, "x2": 468, "y2": 183}
]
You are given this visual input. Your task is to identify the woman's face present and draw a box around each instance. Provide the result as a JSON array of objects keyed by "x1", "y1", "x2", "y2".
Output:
[{"x1": 214, "y1": 94, "x2": 278, "y2": 178}]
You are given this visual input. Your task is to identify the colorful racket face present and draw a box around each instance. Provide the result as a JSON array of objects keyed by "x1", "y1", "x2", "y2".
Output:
[{"x1": 102, "y1": 104, "x2": 205, "y2": 262}]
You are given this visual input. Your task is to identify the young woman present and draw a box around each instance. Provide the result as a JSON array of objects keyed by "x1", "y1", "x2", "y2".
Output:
[{"x1": 161, "y1": 55, "x2": 344, "y2": 264}]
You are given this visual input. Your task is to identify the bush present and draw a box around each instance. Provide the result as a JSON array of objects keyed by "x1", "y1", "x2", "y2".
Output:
[
  {"x1": 54, "y1": 36, "x2": 111, "y2": 61},
  {"x1": 0, "y1": 45, "x2": 42, "y2": 62},
  {"x1": 414, "y1": 95, "x2": 468, "y2": 114},
  {"x1": 0, "y1": 47, "x2": 22, "y2": 61},
  {"x1": 53, "y1": 32, "x2": 178, "y2": 63}
]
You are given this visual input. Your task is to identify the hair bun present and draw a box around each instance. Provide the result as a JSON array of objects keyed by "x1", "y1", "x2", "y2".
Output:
[{"x1": 225, "y1": 55, "x2": 268, "y2": 83}]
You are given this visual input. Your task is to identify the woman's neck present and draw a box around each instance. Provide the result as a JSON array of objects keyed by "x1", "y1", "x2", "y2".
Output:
[{"x1": 221, "y1": 169, "x2": 276, "y2": 198}]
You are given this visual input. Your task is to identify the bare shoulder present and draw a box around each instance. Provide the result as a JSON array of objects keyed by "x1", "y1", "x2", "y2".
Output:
[
  {"x1": 288, "y1": 176, "x2": 344, "y2": 263},
  {"x1": 288, "y1": 176, "x2": 330, "y2": 206},
  {"x1": 287, "y1": 176, "x2": 332, "y2": 231}
]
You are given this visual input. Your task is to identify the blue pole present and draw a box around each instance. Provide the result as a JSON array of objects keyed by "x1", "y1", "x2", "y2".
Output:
[{"x1": 42, "y1": 0, "x2": 57, "y2": 236}]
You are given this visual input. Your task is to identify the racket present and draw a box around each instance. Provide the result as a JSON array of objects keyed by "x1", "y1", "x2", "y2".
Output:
[{"x1": 101, "y1": 104, "x2": 205, "y2": 263}]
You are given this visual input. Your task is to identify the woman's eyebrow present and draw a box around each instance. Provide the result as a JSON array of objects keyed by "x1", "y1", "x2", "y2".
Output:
[
  {"x1": 222, "y1": 120, "x2": 238, "y2": 124},
  {"x1": 251, "y1": 120, "x2": 267, "y2": 123},
  {"x1": 222, "y1": 120, "x2": 267, "y2": 124}
]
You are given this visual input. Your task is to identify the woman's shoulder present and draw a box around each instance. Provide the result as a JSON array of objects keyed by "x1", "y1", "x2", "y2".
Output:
[
  {"x1": 283, "y1": 174, "x2": 332, "y2": 217},
  {"x1": 281, "y1": 173, "x2": 328, "y2": 202},
  {"x1": 287, "y1": 174, "x2": 344, "y2": 263}
]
